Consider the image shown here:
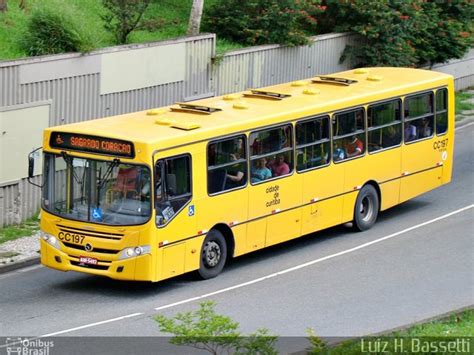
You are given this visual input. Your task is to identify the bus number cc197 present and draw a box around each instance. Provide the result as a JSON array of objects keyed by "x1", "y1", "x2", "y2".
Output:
[
  {"x1": 433, "y1": 138, "x2": 448, "y2": 151},
  {"x1": 58, "y1": 232, "x2": 85, "y2": 245}
]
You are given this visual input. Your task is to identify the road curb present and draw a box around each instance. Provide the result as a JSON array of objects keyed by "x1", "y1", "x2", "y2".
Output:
[{"x1": 0, "y1": 256, "x2": 40, "y2": 275}]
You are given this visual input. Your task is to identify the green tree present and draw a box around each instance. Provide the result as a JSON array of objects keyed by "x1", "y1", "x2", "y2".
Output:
[
  {"x1": 155, "y1": 301, "x2": 277, "y2": 354},
  {"x1": 102, "y1": 0, "x2": 151, "y2": 44},
  {"x1": 203, "y1": 0, "x2": 323, "y2": 47},
  {"x1": 317, "y1": 0, "x2": 473, "y2": 67}
]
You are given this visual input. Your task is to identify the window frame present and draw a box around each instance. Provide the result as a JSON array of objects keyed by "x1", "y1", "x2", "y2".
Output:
[
  {"x1": 435, "y1": 87, "x2": 448, "y2": 137},
  {"x1": 403, "y1": 91, "x2": 435, "y2": 145},
  {"x1": 332, "y1": 107, "x2": 367, "y2": 164},
  {"x1": 155, "y1": 153, "x2": 193, "y2": 228},
  {"x1": 249, "y1": 123, "x2": 294, "y2": 185},
  {"x1": 367, "y1": 98, "x2": 403, "y2": 155},
  {"x1": 206, "y1": 134, "x2": 248, "y2": 196},
  {"x1": 295, "y1": 114, "x2": 331, "y2": 173}
]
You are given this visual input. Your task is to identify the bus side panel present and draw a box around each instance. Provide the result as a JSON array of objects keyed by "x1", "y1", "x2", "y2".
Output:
[
  {"x1": 400, "y1": 139, "x2": 442, "y2": 203},
  {"x1": 341, "y1": 157, "x2": 374, "y2": 223},
  {"x1": 365, "y1": 147, "x2": 402, "y2": 211},
  {"x1": 440, "y1": 81, "x2": 455, "y2": 185},
  {"x1": 264, "y1": 172, "x2": 303, "y2": 247},
  {"x1": 246, "y1": 219, "x2": 266, "y2": 253},
  {"x1": 161, "y1": 243, "x2": 186, "y2": 280},
  {"x1": 230, "y1": 224, "x2": 248, "y2": 257},
  {"x1": 301, "y1": 163, "x2": 344, "y2": 235}
]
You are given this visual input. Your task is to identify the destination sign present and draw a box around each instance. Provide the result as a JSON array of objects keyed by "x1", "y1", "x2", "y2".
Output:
[{"x1": 49, "y1": 132, "x2": 135, "y2": 158}]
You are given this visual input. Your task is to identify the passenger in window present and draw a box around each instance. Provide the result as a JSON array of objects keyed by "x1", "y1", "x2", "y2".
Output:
[
  {"x1": 419, "y1": 118, "x2": 432, "y2": 138},
  {"x1": 345, "y1": 136, "x2": 363, "y2": 158},
  {"x1": 333, "y1": 141, "x2": 346, "y2": 161},
  {"x1": 251, "y1": 158, "x2": 272, "y2": 183},
  {"x1": 271, "y1": 154, "x2": 290, "y2": 177},
  {"x1": 404, "y1": 123, "x2": 417, "y2": 141},
  {"x1": 226, "y1": 152, "x2": 245, "y2": 187},
  {"x1": 383, "y1": 126, "x2": 400, "y2": 148}
]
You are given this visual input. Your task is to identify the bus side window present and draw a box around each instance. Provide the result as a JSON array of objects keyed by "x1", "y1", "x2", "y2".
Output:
[
  {"x1": 332, "y1": 108, "x2": 366, "y2": 161},
  {"x1": 155, "y1": 155, "x2": 192, "y2": 226},
  {"x1": 249, "y1": 124, "x2": 293, "y2": 183},
  {"x1": 296, "y1": 115, "x2": 330, "y2": 171},
  {"x1": 436, "y1": 88, "x2": 448, "y2": 135},
  {"x1": 367, "y1": 99, "x2": 402, "y2": 153},
  {"x1": 207, "y1": 135, "x2": 247, "y2": 194},
  {"x1": 404, "y1": 92, "x2": 434, "y2": 143}
]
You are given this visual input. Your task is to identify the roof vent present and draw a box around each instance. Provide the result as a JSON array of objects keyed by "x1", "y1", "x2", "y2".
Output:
[
  {"x1": 147, "y1": 108, "x2": 168, "y2": 116},
  {"x1": 354, "y1": 68, "x2": 369, "y2": 74},
  {"x1": 312, "y1": 76, "x2": 357, "y2": 86},
  {"x1": 243, "y1": 89, "x2": 291, "y2": 100},
  {"x1": 170, "y1": 102, "x2": 222, "y2": 115},
  {"x1": 367, "y1": 75, "x2": 383, "y2": 82},
  {"x1": 223, "y1": 94, "x2": 242, "y2": 101},
  {"x1": 291, "y1": 80, "x2": 309, "y2": 87}
]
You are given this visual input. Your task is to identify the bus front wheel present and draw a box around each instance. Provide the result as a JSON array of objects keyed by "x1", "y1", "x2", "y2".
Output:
[
  {"x1": 198, "y1": 229, "x2": 227, "y2": 279},
  {"x1": 353, "y1": 184, "x2": 379, "y2": 232}
]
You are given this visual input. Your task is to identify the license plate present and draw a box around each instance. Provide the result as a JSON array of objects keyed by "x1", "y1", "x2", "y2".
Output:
[{"x1": 79, "y1": 256, "x2": 98, "y2": 265}]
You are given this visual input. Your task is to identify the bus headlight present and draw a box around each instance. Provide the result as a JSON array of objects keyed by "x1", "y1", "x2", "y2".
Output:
[
  {"x1": 40, "y1": 231, "x2": 61, "y2": 250},
  {"x1": 119, "y1": 245, "x2": 150, "y2": 260}
]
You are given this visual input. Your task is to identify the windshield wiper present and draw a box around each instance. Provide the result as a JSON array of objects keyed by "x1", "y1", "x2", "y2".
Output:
[
  {"x1": 61, "y1": 151, "x2": 84, "y2": 186},
  {"x1": 96, "y1": 159, "x2": 121, "y2": 204}
]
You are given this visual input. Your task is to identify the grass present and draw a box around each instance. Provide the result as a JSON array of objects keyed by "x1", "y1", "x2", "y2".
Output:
[
  {"x1": 0, "y1": 213, "x2": 39, "y2": 245},
  {"x1": 0, "y1": 0, "x2": 230, "y2": 61},
  {"x1": 456, "y1": 89, "x2": 474, "y2": 115},
  {"x1": 326, "y1": 309, "x2": 474, "y2": 354}
]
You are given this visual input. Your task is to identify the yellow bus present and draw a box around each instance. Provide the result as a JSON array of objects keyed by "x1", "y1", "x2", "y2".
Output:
[{"x1": 31, "y1": 67, "x2": 454, "y2": 282}]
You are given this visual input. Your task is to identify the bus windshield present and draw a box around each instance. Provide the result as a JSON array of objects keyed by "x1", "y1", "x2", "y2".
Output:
[{"x1": 42, "y1": 153, "x2": 151, "y2": 226}]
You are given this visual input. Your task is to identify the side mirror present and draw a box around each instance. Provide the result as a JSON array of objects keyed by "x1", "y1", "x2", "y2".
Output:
[
  {"x1": 27, "y1": 147, "x2": 43, "y2": 188},
  {"x1": 28, "y1": 156, "x2": 35, "y2": 178}
]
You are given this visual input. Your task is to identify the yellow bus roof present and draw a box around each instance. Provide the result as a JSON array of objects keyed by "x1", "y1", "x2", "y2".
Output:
[{"x1": 46, "y1": 67, "x2": 452, "y2": 150}]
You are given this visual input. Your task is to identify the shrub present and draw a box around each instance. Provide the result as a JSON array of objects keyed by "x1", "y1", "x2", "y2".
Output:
[
  {"x1": 202, "y1": 0, "x2": 318, "y2": 47},
  {"x1": 317, "y1": 0, "x2": 473, "y2": 67},
  {"x1": 21, "y1": 4, "x2": 91, "y2": 56}
]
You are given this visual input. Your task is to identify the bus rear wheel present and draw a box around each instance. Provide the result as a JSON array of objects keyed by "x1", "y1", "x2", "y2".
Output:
[
  {"x1": 353, "y1": 184, "x2": 379, "y2": 232},
  {"x1": 198, "y1": 229, "x2": 227, "y2": 279}
]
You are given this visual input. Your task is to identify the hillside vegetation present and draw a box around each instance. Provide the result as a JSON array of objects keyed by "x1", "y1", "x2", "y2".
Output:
[{"x1": 0, "y1": 0, "x2": 241, "y2": 60}]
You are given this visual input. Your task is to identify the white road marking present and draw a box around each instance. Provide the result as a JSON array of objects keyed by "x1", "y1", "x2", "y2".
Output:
[
  {"x1": 39, "y1": 312, "x2": 143, "y2": 337},
  {"x1": 155, "y1": 204, "x2": 474, "y2": 311},
  {"x1": 0, "y1": 313, "x2": 143, "y2": 349},
  {"x1": 455, "y1": 121, "x2": 474, "y2": 131}
]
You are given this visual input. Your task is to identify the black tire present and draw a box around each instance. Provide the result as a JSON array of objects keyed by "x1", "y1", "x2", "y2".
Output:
[
  {"x1": 353, "y1": 184, "x2": 379, "y2": 232},
  {"x1": 198, "y1": 229, "x2": 227, "y2": 279}
]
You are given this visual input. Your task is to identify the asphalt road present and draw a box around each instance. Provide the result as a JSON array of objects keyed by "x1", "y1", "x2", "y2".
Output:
[{"x1": 0, "y1": 123, "x2": 472, "y2": 353}]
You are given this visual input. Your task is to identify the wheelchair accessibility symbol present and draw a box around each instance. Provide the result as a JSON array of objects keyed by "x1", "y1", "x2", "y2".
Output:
[{"x1": 188, "y1": 205, "x2": 195, "y2": 217}]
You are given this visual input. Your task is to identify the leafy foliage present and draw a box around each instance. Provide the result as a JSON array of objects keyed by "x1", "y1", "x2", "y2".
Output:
[
  {"x1": 317, "y1": 0, "x2": 473, "y2": 67},
  {"x1": 203, "y1": 0, "x2": 325, "y2": 47},
  {"x1": 102, "y1": 0, "x2": 151, "y2": 44},
  {"x1": 155, "y1": 301, "x2": 277, "y2": 354},
  {"x1": 21, "y1": 3, "x2": 91, "y2": 56},
  {"x1": 306, "y1": 328, "x2": 328, "y2": 354}
]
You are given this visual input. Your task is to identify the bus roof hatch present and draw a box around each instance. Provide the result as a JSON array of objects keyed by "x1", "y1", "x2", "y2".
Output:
[
  {"x1": 312, "y1": 76, "x2": 358, "y2": 86},
  {"x1": 243, "y1": 89, "x2": 291, "y2": 100},
  {"x1": 170, "y1": 103, "x2": 223, "y2": 115}
]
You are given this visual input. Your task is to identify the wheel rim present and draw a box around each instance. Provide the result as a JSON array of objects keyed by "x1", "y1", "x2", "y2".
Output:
[
  {"x1": 359, "y1": 195, "x2": 374, "y2": 222},
  {"x1": 203, "y1": 241, "x2": 221, "y2": 268}
]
